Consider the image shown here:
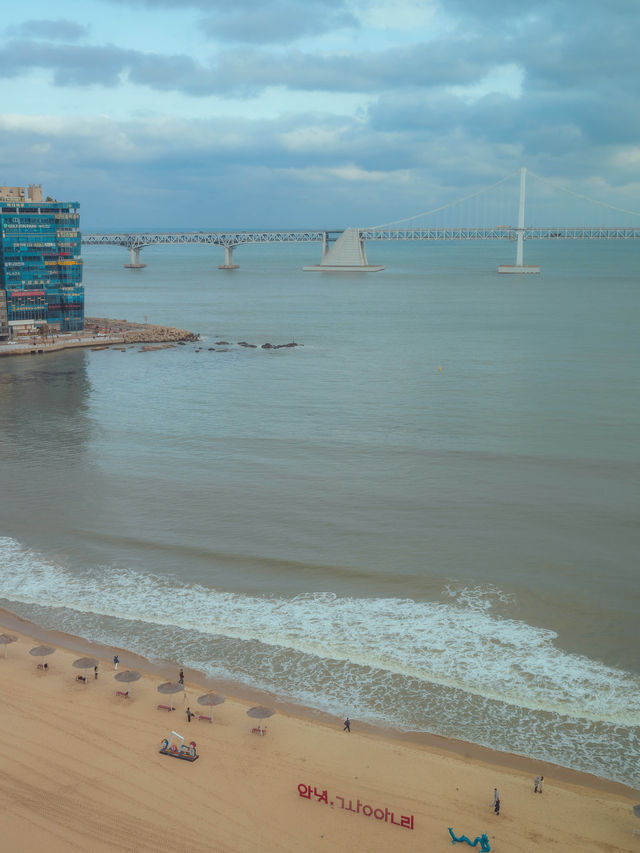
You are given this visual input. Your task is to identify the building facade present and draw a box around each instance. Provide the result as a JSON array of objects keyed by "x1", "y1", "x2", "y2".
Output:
[{"x1": 0, "y1": 185, "x2": 83, "y2": 339}]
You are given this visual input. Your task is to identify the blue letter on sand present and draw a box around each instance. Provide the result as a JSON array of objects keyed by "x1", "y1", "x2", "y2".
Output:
[{"x1": 448, "y1": 827, "x2": 491, "y2": 851}]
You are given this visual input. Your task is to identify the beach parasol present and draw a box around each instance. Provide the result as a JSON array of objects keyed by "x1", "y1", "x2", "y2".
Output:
[
  {"x1": 114, "y1": 670, "x2": 141, "y2": 697},
  {"x1": 73, "y1": 656, "x2": 98, "y2": 683},
  {"x1": 197, "y1": 692, "x2": 225, "y2": 722},
  {"x1": 247, "y1": 705, "x2": 275, "y2": 735},
  {"x1": 0, "y1": 634, "x2": 17, "y2": 658},
  {"x1": 29, "y1": 645, "x2": 56, "y2": 669},
  {"x1": 157, "y1": 681, "x2": 183, "y2": 710}
]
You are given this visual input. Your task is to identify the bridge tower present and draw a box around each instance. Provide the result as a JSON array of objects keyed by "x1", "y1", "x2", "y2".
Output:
[{"x1": 498, "y1": 167, "x2": 540, "y2": 274}]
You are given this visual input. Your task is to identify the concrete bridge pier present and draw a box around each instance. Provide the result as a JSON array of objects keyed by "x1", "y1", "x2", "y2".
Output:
[
  {"x1": 124, "y1": 247, "x2": 147, "y2": 269},
  {"x1": 303, "y1": 228, "x2": 385, "y2": 271},
  {"x1": 218, "y1": 245, "x2": 240, "y2": 269}
]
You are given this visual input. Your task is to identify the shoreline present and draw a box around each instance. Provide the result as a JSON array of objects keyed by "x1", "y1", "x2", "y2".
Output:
[
  {"x1": 0, "y1": 316, "x2": 199, "y2": 357},
  {"x1": 2, "y1": 606, "x2": 639, "y2": 852},
  {"x1": 1, "y1": 604, "x2": 636, "y2": 802}
]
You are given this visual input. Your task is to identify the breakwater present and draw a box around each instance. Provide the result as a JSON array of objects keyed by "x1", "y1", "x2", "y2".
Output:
[{"x1": 0, "y1": 317, "x2": 199, "y2": 357}]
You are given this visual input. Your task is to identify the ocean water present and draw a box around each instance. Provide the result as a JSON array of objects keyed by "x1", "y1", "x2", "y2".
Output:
[{"x1": 1, "y1": 237, "x2": 639, "y2": 787}]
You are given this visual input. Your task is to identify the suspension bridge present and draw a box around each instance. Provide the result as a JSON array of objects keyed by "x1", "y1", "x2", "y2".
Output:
[{"x1": 81, "y1": 168, "x2": 640, "y2": 273}]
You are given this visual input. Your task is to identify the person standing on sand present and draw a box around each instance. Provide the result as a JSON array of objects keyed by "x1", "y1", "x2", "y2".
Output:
[
  {"x1": 534, "y1": 775, "x2": 540, "y2": 793},
  {"x1": 94, "y1": 665, "x2": 98, "y2": 680},
  {"x1": 113, "y1": 655, "x2": 119, "y2": 671},
  {"x1": 179, "y1": 669, "x2": 184, "y2": 684},
  {"x1": 537, "y1": 776, "x2": 544, "y2": 794},
  {"x1": 343, "y1": 717, "x2": 351, "y2": 732},
  {"x1": 493, "y1": 788, "x2": 500, "y2": 815},
  {"x1": 186, "y1": 707, "x2": 194, "y2": 723}
]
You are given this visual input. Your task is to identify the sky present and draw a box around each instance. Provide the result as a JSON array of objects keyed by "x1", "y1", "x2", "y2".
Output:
[{"x1": 1, "y1": 0, "x2": 639, "y2": 229}]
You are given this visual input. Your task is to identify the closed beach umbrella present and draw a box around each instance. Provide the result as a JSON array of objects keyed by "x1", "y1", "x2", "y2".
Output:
[
  {"x1": 0, "y1": 634, "x2": 17, "y2": 658},
  {"x1": 73, "y1": 656, "x2": 98, "y2": 683},
  {"x1": 247, "y1": 705, "x2": 275, "y2": 734},
  {"x1": 114, "y1": 670, "x2": 141, "y2": 696},
  {"x1": 157, "y1": 681, "x2": 183, "y2": 710},
  {"x1": 197, "y1": 692, "x2": 225, "y2": 722}
]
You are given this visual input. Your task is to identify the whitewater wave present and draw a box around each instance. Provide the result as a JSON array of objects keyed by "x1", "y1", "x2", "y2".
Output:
[{"x1": 1, "y1": 536, "x2": 638, "y2": 727}]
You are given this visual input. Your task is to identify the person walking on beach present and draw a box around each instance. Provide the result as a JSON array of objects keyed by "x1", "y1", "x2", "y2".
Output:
[
  {"x1": 186, "y1": 707, "x2": 194, "y2": 723},
  {"x1": 537, "y1": 776, "x2": 544, "y2": 794},
  {"x1": 343, "y1": 716, "x2": 351, "y2": 732},
  {"x1": 113, "y1": 655, "x2": 119, "y2": 671},
  {"x1": 493, "y1": 788, "x2": 500, "y2": 815},
  {"x1": 179, "y1": 668, "x2": 184, "y2": 684},
  {"x1": 94, "y1": 665, "x2": 99, "y2": 680},
  {"x1": 534, "y1": 775, "x2": 540, "y2": 793}
]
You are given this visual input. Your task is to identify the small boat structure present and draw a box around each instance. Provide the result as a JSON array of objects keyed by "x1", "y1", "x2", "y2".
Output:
[{"x1": 159, "y1": 731, "x2": 199, "y2": 762}]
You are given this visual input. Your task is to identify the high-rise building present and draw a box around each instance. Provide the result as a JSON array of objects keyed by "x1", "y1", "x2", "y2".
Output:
[{"x1": 0, "y1": 185, "x2": 83, "y2": 339}]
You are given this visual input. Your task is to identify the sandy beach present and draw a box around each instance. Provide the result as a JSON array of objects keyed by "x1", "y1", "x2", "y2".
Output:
[{"x1": 0, "y1": 611, "x2": 637, "y2": 853}]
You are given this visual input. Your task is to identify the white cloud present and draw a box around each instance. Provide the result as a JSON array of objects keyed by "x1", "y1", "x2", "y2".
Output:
[
  {"x1": 280, "y1": 127, "x2": 344, "y2": 151},
  {"x1": 447, "y1": 63, "x2": 524, "y2": 103}
]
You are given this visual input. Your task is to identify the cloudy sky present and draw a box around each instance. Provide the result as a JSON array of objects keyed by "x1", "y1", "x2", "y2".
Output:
[{"x1": 1, "y1": 0, "x2": 639, "y2": 229}]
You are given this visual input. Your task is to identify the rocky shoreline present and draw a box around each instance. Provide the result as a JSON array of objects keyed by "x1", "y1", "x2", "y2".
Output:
[
  {"x1": 0, "y1": 317, "x2": 200, "y2": 357},
  {"x1": 84, "y1": 317, "x2": 200, "y2": 344},
  {"x1": 0, "y1": 317, "x2": 303, "y2": 357}
]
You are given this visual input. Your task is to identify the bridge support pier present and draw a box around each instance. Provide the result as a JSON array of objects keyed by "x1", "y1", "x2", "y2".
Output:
[
  {"x1": 303, "y1": 228, "x2": 385, "y2": 271},
  {"x1": 498, "y1": 167, "x2": 540, "y2": 274},
  {"x1": 218, "y1": 245, "x2": 239, "y2": 269},
  {"x1": 124, "y1": 247, "x2": 147, "y2": 269}
]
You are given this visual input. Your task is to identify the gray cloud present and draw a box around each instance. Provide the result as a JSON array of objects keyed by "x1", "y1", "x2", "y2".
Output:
[
  {"x1": 200, "y1": 3, "x2": 358, "y2": 45},
  {"x1": 0, "y1": 40, "x2": 132, "y2": 86},
  {"x1": 0, "y1": 38, "x2": 506, "y2": 96},
  {"x1": 4, "y1": 19, "x2": 89, "y2": 41},
  {"x1": 103, "y1": 0, "x2": 358, "y2": 44}
]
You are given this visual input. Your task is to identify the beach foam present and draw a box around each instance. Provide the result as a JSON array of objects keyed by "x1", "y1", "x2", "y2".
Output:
[
  {"x1": 0, "y1": 536, "x2": 637, "y2": 724},
  {"x1": 2, "y1": 535, "x2": 640, "y2": 787}
]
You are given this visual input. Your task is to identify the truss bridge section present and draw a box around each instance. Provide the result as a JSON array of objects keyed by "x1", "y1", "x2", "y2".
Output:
[
  {"x1": 82, "y1": 230, "x2": 335, "y2": 269},
  {"x1": 361, "y1": 226, "x2": 640, "y2": 241}
]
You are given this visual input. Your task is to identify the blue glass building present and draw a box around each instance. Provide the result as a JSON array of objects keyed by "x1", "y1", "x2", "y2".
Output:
[{"x1": 0, "y1": 185, "x2": 83, "y2": 339}]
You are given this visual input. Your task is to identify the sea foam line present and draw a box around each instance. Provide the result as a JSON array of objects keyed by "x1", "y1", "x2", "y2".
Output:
[{"x1": 1, "y1": 536, "x2": 638, "y2": 725}]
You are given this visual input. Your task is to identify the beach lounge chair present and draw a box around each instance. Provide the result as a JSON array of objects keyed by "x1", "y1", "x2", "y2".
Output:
[
  {"x1": 157, "y1": 704, "x2": 174, "y2": 711},
  {"x1": 116, "y1": 690, "x2": 129, "y2": 698},
  {"x1": 251, "y1": 725, "x2": 267, "y2": 736},
  {"x1": 198, "y1": 714, "x2": 212, "y2": 722}
]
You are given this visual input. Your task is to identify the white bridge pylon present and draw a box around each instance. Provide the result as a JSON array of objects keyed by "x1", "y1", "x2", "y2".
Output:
[{"x1": 498, "y1": 167, "x2": 540, "y2": 274}]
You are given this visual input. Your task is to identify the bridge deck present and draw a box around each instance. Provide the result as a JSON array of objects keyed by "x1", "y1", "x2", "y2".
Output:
[{"x1": 82, "y1": 227, "x2": 640, "y2": 249}]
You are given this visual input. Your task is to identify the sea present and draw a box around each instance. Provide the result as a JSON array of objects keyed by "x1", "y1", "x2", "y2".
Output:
[{"x1": 1, "y1": 237, "x2": 638, "y2": 788}]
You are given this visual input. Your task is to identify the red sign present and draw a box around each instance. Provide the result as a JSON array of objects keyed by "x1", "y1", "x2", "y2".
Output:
[
  {"x1": 297, "y1": 783, "x2": 414, "y2": 830},
  {"x1": 11, "y1": 290, "x2": 45, "y2": 297}
]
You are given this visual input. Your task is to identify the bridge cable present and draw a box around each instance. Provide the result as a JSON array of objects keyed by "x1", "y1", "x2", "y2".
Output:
[
  {"x1": 528, "y1": 171, "x2": 640, "y2": 218},
  {"x1": 363, "y1": 169, "x2": 521, "y2": 231}
]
